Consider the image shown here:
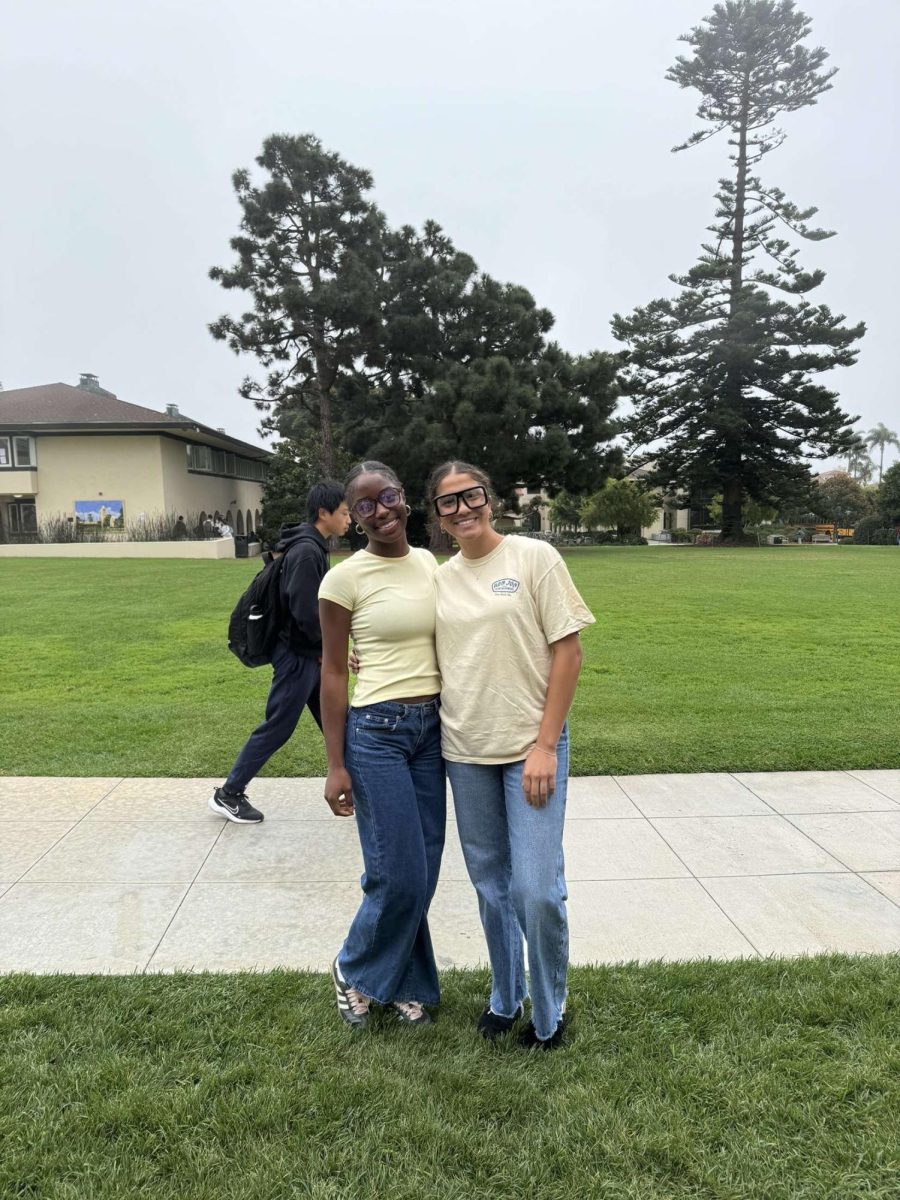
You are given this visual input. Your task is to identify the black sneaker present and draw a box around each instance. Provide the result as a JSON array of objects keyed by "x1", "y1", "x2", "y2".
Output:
[
  {"x1": 208, "y1": 786, "x2": 264, "y2": 823},
  {"x1": 477, "y1": 1004, "x2": 524, "y2": 1041},
  {"x1": 517, "y1": 1014, "x2": 568, "y2": 1051},
  {"x1": 332, "y1": 958, "x2": 371, "y2": 1028}
]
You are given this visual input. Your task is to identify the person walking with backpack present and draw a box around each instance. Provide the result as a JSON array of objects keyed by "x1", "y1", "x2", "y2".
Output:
[{"x1": 209, "y1": 481, "x2": 351, "y2": 824}]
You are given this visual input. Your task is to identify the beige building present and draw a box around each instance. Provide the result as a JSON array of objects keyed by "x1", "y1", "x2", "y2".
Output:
[
  {"x1": 505, "y1": 468, "x2": 695, "y2": 541},
  {"x1": 0, "y1": 374, "x2": 270, "y2": 539}
]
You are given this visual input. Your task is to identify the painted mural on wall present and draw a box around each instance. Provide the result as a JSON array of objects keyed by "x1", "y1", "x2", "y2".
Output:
[{"x1": 74, "y1": 501, "x2": 125, "y2": 529}]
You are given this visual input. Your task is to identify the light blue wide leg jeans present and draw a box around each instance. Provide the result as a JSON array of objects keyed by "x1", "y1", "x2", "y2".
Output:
[{"x1": 446, "y1": 726, "x2": 569, "y2": 1041}]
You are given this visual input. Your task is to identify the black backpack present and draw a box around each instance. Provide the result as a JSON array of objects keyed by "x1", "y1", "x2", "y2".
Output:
[{"x1": 227, "y1": 553, "x2": 286, "y2": 667}]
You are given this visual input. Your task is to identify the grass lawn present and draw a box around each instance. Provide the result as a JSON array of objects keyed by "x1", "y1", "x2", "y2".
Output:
[
  {"x1": 0, "y1": 547, "x2": 898, "y2": 778},
  {"x1": 2, "y1": 958, "x2": 900, "y2": 1199}
]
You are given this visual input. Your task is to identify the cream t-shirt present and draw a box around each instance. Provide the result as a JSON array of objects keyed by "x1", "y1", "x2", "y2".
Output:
[
  {"x1": 318, "y1": 547, "x2": 441, "y2": 708},
  {"x1": 435, "y1": 536, "x2": 595, "y2": 764}
]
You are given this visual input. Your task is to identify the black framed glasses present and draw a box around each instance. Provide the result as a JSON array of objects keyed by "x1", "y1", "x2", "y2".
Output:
[
  {"x1": 433, "y1": 486, "x2": 489, "y2": 516},
  {"x1": 352, "y1": 487, "x2": 403, "y2": 519}
]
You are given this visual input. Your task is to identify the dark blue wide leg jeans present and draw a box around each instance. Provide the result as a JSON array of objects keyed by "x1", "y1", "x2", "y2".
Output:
[{"x1": 338, "y1": 699, "x2": 446, "y2": 1006}]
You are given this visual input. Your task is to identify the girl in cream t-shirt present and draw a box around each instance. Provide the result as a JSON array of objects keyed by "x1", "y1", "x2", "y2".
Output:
[
  {"x1": 319, "y1": 462, "x2": 445, "y2": 1032},
  {"x1": 429, "y1": 460, "x2": 594, "y2": 1052}
]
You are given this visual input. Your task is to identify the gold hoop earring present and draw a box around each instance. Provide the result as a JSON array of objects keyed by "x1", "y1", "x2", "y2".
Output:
[{"x1": 355, "y1": 523, "x2": 364, "y2": 535}]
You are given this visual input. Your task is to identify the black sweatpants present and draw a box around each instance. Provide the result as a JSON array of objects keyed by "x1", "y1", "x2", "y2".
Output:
[{"x1": 225, "y1": 641, "x2": 321, "y2": 792}]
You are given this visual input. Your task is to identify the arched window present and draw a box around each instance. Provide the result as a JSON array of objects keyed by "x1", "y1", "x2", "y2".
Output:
[
  {"x1": 246, "y1": 508, "x2": 253, "y2": 535},
  {"x1": 255, "y1": 508, "x2": 261, "y2": 530},
  {"x1": 214, "y1": 510, "x2": 222, "y2": 522},
  {"x1": 236, "y1": 509, "x2": 245, "y2": 535},
  {"x1": 224, "y1": 510, "x2": 233, "y2": 529}
]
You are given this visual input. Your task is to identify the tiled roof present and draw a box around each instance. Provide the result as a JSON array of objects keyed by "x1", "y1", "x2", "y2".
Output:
[
  {"x1": 0, "y1": 382, "x2": 270, "y2": 459},
  {"x1": 0, "y1": 383, "x2": 190, "y2": 426}
]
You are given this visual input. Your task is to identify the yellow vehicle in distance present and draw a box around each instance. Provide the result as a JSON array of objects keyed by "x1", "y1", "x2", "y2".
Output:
[{"x1": 814, "y1": 524, "x2": 853, "y2": 540}]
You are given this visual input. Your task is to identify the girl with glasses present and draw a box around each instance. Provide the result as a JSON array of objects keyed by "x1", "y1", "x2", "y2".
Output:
[
  {"x1": 428, "y1": 460, "x2": 594, "y2": 1050},
  {"x1": 319, "y1": 461, "x2": 445, "y2": 1030}
]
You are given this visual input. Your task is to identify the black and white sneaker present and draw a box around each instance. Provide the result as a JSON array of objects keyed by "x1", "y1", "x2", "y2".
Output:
[
  {"x1": 477, "y1": 1003, "x2": 524, "y2": 1041},
  {"x1": 332, "y1": 957, "x2": 371, "y2": 1028},
  {"x1": 208, "y1": 787, "x2": 264, "y2": 823},
  {"x1": 391, "y1": 1000, "x2": 433, "y2": 1026}
]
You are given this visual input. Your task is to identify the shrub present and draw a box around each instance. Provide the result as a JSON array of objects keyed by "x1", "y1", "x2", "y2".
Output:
[
  {"x1": 852, "y1": 515, "x2": 897, "y2": 545},
  {"x1": 123, "y1": 512, "x2": 220, "y2": 542},
  {"x1": 670, "y1": 529, "x2": 695, "y2": 543},
  {"x1": 0, "y1": 511, "x2": 223, "y2": 545}
]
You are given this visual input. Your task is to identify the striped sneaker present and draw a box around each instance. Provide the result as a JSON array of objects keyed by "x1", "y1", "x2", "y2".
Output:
[
  {"x1": 332, "y1": 958, "x2": 371, "y2": 1028},
  {"x1": 391, "y1": 1000, "x2": 433, "y2": 1026}
]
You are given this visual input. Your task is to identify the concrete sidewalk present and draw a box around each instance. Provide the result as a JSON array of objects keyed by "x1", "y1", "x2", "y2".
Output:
[{"x1": 2, "y1": 771, "x2": 900, "y2": 974}]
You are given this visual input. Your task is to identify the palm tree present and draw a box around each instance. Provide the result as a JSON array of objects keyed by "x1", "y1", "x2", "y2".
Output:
[
  {"x1": 865, "y1": 423, "x2": 900, "y2": 484},
  {"x1": 845, "y1": 433, "x2": 867, "y2": 475},
  {"x1": 847, "y1": 445, "x2": 875, "y2": 485}
]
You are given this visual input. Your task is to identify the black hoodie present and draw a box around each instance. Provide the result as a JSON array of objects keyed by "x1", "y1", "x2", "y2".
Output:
[{"x1": 274, "y1": 522, "x2": 330, "y2": 657}]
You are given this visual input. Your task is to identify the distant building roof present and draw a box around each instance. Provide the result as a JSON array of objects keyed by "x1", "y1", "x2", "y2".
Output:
[
  {"x1": 815, "y1": 469, "x2": 849, "y2": 482},
  {"x1": 0, "y1": 379, "x2": 270, "y2": 460}
]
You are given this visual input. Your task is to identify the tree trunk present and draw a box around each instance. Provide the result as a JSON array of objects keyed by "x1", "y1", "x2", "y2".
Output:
[
  {"x1": 720, "y1": 82, "x2": 751, "y2": 544},
  {"x1": 721, "y1": 466, "x2": 744, "y2": 541},
  {"x1": 317, "y1": 383, "x2": 335, "y2": 479}
]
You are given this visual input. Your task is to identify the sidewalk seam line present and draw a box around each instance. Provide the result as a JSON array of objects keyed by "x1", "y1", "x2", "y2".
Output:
[
  {"x1": 781, "y1": 812, "x2": 900, "y2": 909},
  {"x1": 727, "y1": 773, "x2": 781, "y2": 816},
  {"x1": 143, "y1": 820, "x2": 229, "y2": 973},
  {"x1": 856, "y1": 873, "x2": 900, "y2": 912},
  {"x1": 9, "y1": 776, "x2": 128, "y2": 890},
  {"x1": 843, "y1": 771, "x2": 900, "y2": 807},
  {"x1": 607, "y1": 780, "x2": 759, "y2": 953},
  {"x1": 642, "y1": 819, "x2": 763, "y2": 957}
]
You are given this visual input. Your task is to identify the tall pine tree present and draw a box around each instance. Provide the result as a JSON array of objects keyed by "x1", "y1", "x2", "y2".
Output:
[
  {"x1": 613, "y1": 0, "x2": 864, "y2": 541},
  {"x1": 209, "y1": 134, "x2": 385, "y2": 477}
]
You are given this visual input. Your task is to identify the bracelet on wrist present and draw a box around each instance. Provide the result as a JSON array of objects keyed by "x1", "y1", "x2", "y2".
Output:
[{"x1": 532, "y1": 746, "x2": 557, "y2": 758}]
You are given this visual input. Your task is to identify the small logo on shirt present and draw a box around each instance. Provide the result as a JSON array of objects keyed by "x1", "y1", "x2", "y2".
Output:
[{"x1": 492, "y1": 577, "x2": 520, "y2": 594}]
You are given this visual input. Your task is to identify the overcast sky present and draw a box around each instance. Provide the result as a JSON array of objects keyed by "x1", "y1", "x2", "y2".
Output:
[{"x1": 2, "y1": 0, "x2": 898, "y2": 473}]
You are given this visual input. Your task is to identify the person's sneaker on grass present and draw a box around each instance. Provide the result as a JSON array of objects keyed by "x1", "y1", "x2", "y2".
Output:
[
  {"x1": 391, "y1": 1000, "x2": 433, "y2": 1026},
  {"x1": 477, "y1": 1004, "x2": 524, "y2": 1041},
  {"x1": 517, "y1": 1014, "x2": 567, "y2": 1051},
  {"x1": 208, "y1": 786, "x2": 264, "y2": 824},
  {"x1": 332, "y1": 958, "x2": 371, "y2": 1028}
]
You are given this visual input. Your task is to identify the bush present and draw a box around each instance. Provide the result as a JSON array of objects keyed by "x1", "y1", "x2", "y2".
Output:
[
  {"x1": 559, "y1": 531, "x2": 647, "y2": 546},
  {"x1": 124, "y1": 512, "x2": 221, "y2": 542},
  {"x1": 0, "y1": 511, "x2": 223, "y2": 545},
  {"x1": 852, "y1": 516, "x2": 897, "y2": 545},
  {"x1": 670, "y1": 529, "x2": 695, "y2": 543}
]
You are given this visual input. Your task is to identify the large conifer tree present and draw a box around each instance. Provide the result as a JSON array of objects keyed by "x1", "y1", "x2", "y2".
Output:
[
  {"x1": 342, "y1": 220, "x2": 620, "y2": 505},
  {"x1": 211, "y1": 141, "x2": 620, "y2": 507},
  {"x1": 613, "y1": 0, "x2": 864, "y2": 541},
  {"x1": 209, "y1": 134, "x2": 385, "y2": 478}
]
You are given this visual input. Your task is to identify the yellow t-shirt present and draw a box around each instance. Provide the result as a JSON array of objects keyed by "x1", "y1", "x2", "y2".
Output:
[
  {"x1": 435, "y1": 536, "x2": 595, "y2": 764},
  {"x1": 318, "y1": 547, "x2": 441, "y2": 708}
]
